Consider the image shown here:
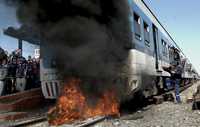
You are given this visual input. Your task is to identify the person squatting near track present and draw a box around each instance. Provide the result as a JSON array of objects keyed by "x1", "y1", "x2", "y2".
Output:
[{"x1": 0, "y1": 47, "x2": 40, "y2": 95}]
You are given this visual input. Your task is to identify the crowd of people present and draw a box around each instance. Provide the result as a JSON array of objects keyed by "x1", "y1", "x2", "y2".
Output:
[{"x1": 0, "y1": 47, "x2": 40, "y2": 94}]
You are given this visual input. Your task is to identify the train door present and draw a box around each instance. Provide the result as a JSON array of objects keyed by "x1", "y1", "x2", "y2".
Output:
[{"x1": 152, "y1": 24, "x2": 159, "y2": 70}]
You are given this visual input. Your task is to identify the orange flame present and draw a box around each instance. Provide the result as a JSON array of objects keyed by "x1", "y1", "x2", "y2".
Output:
[{"x1": 48, "y1": 78, "x2": 119, "y2": 126}]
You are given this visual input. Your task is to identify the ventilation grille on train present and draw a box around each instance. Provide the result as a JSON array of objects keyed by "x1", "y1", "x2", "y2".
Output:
[{"x1": 41, "y1": 80, "x2": 61, "y2": 99}]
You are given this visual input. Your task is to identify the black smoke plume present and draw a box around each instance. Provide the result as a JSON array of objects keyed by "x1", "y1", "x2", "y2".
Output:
[{"x1": 8, "y1": 0, "x2": 132, "y2": 100}]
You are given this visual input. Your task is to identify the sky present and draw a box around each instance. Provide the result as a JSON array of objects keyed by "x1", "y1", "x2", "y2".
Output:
[
  {"x1": 0, "y1": 2, "x2": 38, "y2": 58},
  {"x1": 143, "y1": 0, "x2": 200, "y2": 73}
]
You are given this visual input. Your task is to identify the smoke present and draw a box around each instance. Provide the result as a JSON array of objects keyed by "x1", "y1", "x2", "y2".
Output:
[{"x1": 10, "y1": 0, "x2": 132, "y2": 100}]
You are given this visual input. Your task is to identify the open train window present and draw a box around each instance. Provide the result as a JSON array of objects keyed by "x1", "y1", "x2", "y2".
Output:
[
  {"x1": 162, "y1": 39, "x2": 168, "y2": 56},
  {"x1": 174, "y1": 49, "x2": 180, "y2": 61},
  {"x1": 143, "y1": 21, "x2": 150, "y2": 46},
  {"x1": 134, "y1": 13, "x2": 140, "y2": 24},
  {"x1": 134, "y1": 13, "x2": 142, "y2": 41},
  {"x1": 168, "y1": 46, "x2": 173, "y2": 63}
]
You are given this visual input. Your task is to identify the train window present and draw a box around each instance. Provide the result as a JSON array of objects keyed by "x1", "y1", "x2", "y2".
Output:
[
  {"x1": 143, "y1": 21, "x2": 150, "y2": 46},
  {"x1": 144, "y1": 22, "x2": 149, "y2": 32},
  {"x1": 134, "y1": 13, "x2": 140, "y2": 24},
  {"x1": 168, "y1": 46, "x2": 173, "y2": 59},
  {"x1": 162, "y1": 39, "x2": 168, "y2": 56},
  {"x1": 174, "y1": 50, "x2": 180, "y2": 60},
  {"x1": 134, "y1": 13, "x2": 142, "y2": 41}
]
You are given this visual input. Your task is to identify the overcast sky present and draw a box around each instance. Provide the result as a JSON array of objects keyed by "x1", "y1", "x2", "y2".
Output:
[{"x1": 143, "y1": 0, "x2": 200, "y2": 73}]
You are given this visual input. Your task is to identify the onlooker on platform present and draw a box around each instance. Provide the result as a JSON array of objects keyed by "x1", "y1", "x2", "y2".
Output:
[{"x1": 16, "y1": 56, "x2": 27, "y2": 91}]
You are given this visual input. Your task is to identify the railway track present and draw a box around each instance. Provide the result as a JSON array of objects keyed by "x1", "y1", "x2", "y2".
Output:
[
  {"x1": 10, "y1": 115, "x2": 47, "y2": 127},
  {"x1": 11, "y1": 115, "x2": 107, "y2": 127}
]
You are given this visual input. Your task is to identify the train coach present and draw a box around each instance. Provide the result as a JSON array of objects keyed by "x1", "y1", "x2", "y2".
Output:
[{"x1": 40, "y1": 0, "x2": 199, "y2": 100}]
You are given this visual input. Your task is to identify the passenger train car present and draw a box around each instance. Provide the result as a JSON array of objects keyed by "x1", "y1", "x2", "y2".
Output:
[{"x1": 40, "y1": 0, "x2": 199, "y2": 99}]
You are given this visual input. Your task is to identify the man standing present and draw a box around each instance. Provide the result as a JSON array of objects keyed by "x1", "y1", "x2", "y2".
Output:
[
  {"x1": 172, "y1": 62, "x2": 183, "y2": 103},
  {"x1": 163, "y1": 61, "x2": 183, "y2": 103},
  {"x1": 16, "y1": 57, "x2": 27, "y2": 92}
]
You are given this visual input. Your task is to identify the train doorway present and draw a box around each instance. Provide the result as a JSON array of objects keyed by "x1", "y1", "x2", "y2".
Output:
[{"x1": 153, "y1": 24, "x2": 159, "y2": 70}]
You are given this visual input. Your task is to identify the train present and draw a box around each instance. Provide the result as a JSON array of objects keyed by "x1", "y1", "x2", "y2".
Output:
[{"x1": 39, "y1": 0, "x2": 199, "y2": 100}]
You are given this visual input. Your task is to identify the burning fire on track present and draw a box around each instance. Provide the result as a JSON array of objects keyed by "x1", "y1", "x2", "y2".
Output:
[
  {"x1": 48, "y1": 78, "x2": 119, "y2": 126},
  {"x1": 6, "y1": 0, "x2": 130, "y2": 125}
]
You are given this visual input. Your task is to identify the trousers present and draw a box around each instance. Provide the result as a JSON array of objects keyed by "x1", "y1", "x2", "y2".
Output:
[{"x1": 174, "y1": 79, "x2": 181, "y2": 103}]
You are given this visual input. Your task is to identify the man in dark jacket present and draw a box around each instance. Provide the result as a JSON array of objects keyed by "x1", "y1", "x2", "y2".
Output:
[
  {"x1": 172, "y1": 62, "x2": 183, "y2": 103},
  {"x1": 163, "y1": 61, "x2": 183, "y2": 103},
  {"x1": 16, "y1": 57, "x2": 27, "y2": 91}
]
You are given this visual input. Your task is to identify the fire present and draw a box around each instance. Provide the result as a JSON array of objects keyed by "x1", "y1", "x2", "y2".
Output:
[{"x1": 48, "y1": 78, "x2": 119, "y2": 126}]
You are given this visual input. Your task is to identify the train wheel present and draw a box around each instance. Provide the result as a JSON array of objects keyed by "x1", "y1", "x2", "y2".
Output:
[
  {"x1": 16, "y1": 78, "x2": 27, "y2": 92},
  {"x1": 0, "y1": 81, "x2": 6, "y2": 96}
]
